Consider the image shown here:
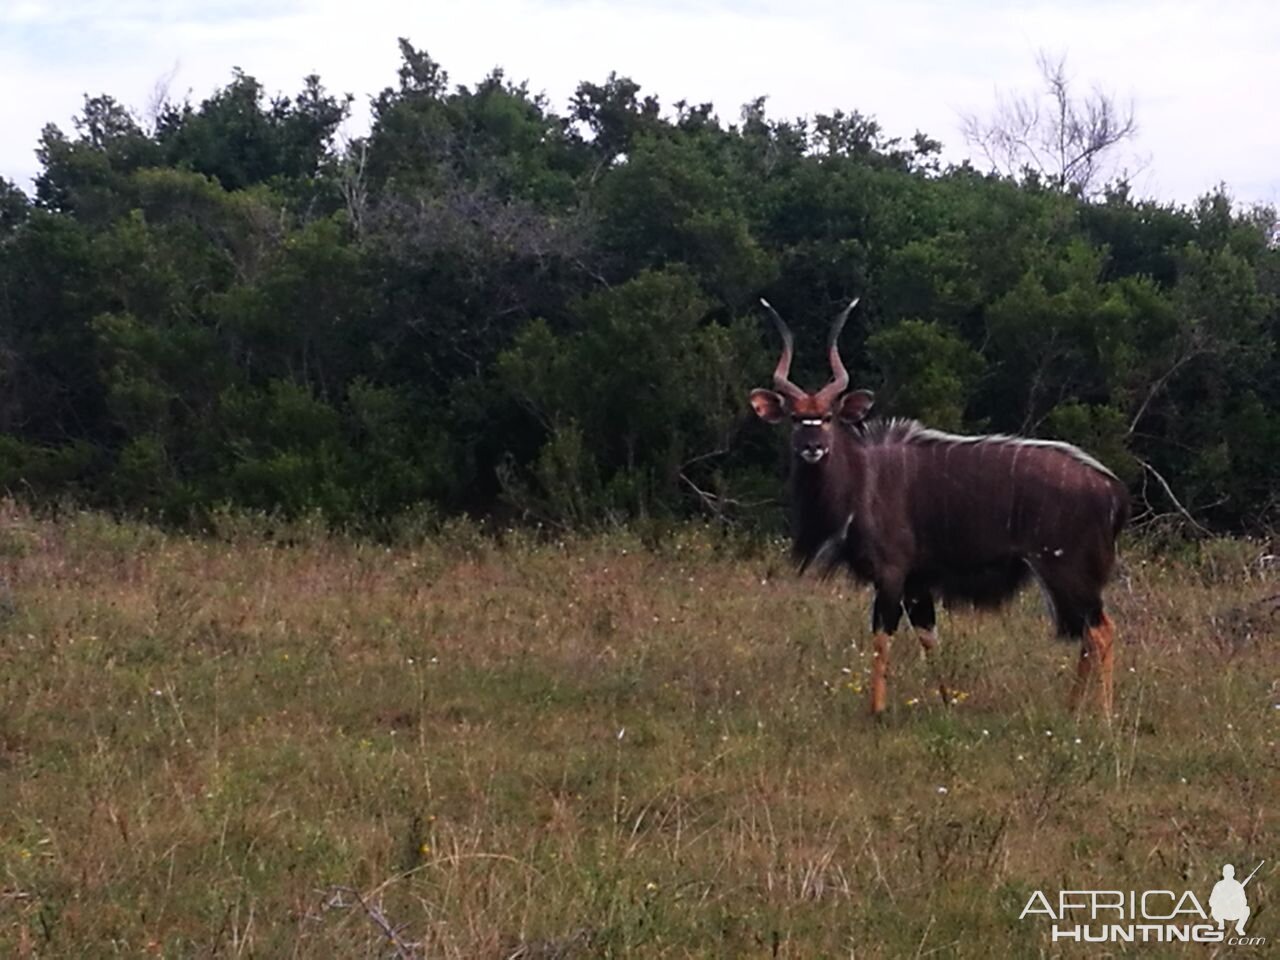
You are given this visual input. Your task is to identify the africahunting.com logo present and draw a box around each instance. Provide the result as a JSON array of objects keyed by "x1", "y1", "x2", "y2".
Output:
[{"x1": 1020, "y1": 861, "x2": 1266, "y2": 945}]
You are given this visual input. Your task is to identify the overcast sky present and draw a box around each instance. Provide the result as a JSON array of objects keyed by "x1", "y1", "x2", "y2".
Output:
[{"x1": 2, "y1": 0, "x2": 1277, "y2": 206}]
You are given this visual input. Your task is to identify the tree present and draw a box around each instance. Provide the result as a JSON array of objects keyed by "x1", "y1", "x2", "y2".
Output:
[
  {"x1": 155, "y1": 70, "x2": 350, "y2": 191},
  {"x1": 34, "y1": 95, "x2": 161, "y2": 219},
  {"x1": 961, "y1": 51, "x2": 1139, "y2": 196},
  {"x1": 1, "y1": 43, "x2": 1277, "y2": 534},
  {"x1": 570, "y1": 73, "x2": 661, "y2": 167},
  {"x1": 0, "y1": 178, "x2": 29, "y2": 234}
]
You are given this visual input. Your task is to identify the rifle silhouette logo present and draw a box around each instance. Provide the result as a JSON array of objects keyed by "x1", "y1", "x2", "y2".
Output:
[{"x1": 1209, "y1": 860, "x2": 1264, "y2": 936}]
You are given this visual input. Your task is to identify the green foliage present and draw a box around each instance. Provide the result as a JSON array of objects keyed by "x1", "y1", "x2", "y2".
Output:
[
  {"x1": 598, "y1": 132, "x2": 777, "y2": 304},
  {"x1": 1042, "y1": 402, "x2": 1138, "y2": 483},
  {"x1": 0, "y1": 43, "x2": 1276, "y2": 531},
  {"x1": 0, "y1": 437, "x2": 95, "y2": 495},
  {"x1": 155, "y1": 70, "x2": 350, "y2": 190},
  {"x1": 497, "y1": 269, "x2": 758, "y2": 526},
  {"x1": 0, "y1": 177, "x2": 28, "y2": 233},
  {"x1": 367, "y1": 40, "x2": 587, "y2": 205},
  {"x1": 867, "y1": 319, "x2": 985, "y2": 429}
]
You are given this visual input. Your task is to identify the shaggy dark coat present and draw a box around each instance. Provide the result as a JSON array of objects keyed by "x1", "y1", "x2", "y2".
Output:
[
  {"x1": 749, "y1": 297, "x2": 1125, "y2": 716},
  {"x1": 793, "y1": 418, "x2": 1129, "y2": 639}
]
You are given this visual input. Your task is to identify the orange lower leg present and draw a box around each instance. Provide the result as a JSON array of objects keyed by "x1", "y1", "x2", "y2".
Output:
[
  {"x1": 1095, "y1": 613, "x2": 1115, "y2": 718},
  {"x1": 1069, "y1": 636, "x2": 1095, "y2": 712},
  {"x1": 916, "y1": 628, "x2": 950, "y2": 704},
  {"x1": 1069, "y1": 613, "x2": 1115, "y2": 718},
  {"x1": 870, "y1": 632, "x2": 891, "y2": 716}
]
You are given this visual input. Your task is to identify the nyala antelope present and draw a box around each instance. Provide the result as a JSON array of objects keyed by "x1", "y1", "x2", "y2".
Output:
[{"x1": 749, "y1": 299, "x2": 1129, "y2": 718}]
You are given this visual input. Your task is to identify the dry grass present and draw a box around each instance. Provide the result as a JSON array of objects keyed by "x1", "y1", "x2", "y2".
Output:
[{"x1": 0, "y1": 502, "x2": 1275, "y2": 957}]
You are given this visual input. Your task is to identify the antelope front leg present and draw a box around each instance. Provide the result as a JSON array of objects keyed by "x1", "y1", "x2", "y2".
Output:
[
  {"x1": 869, "y1": 585, "x2": 905, "y2": 719},
  {"x1": 871, "y1": 632, "x2": 892, "y2": 716}
]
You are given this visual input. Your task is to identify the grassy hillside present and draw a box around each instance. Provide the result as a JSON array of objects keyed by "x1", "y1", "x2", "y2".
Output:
[{"x1": 0, "y1": 504, "x2": 1275, "y2": 956}]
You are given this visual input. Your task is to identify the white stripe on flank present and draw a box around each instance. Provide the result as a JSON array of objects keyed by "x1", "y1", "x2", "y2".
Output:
[{"x1": 866, "y1": 419, "x2": 1120, "y2": 483}]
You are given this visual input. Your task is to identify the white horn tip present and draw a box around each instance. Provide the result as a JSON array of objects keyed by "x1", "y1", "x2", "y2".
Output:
[{"x1": 760, "y1": 297, "x2": 772, "y2": 308}]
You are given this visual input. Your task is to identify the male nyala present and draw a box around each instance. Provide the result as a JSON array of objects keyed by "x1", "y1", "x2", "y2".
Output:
[{"x1": 749, "y1": 299, "x2": 1129, "y2": 718}]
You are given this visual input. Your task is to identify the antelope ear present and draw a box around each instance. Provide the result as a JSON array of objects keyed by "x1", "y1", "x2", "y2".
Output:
[
  {"x1": 837, "y1": 389, "x2": 875, "y2": 424},
  {"x1": 749, "y1": 388, "x2": 787, "y2": 424}
]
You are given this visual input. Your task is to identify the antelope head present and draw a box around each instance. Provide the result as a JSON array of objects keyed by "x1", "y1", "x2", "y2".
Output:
[{"x1": 749, "y1": 298, "x2": 873, "y2": 465}]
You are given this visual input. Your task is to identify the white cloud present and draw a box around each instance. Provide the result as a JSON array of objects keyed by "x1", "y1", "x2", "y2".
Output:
[{"x1": 1, "y1": 0, "x2": 1277, "y2": 206}]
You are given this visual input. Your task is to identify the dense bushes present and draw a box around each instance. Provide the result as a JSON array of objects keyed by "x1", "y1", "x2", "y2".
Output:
[{"x1": 1, "y1": 41, "x2": 1276, "y2": 533}]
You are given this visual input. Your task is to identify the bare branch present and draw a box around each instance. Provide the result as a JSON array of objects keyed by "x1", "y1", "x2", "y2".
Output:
[
  {"x1": 145, "y1": 61, "x2": 181, "y2": 133},
  {"x1": 1135, "y1": 456, "x2": 1214, "y2": 537},
  {"x1": 1126, "y1": 348, "x2": 1204, "y2": 437},
  {"x1": 678, "y1": 471, "x2": 773, "y2": 519},
  {"x1": 337, "y1": 138, "x2": 369, "y2": 237},
  {"x1": 961, "y1": 50, "x2": 1138, "y2": 195},
  {"x1": 324, "y1": 886, "x2": 421, "y2": 959}
]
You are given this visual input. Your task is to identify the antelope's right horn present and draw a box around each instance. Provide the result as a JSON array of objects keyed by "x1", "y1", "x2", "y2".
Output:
[{"x1": 760, "y1": 298, "x2": 806, "y2": 401}]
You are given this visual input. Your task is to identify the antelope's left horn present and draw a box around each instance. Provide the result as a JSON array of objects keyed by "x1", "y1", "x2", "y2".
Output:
[{"x1": 817, "y1": 297, "x2": 859, "y2": 402}]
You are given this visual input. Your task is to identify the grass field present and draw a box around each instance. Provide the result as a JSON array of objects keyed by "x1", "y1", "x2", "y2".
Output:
[{"x1": 1, "y1": 503, "x2": 1275, "y2": 957}]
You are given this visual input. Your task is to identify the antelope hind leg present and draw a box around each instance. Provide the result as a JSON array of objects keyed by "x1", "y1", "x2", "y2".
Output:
[
  {"x1": 1095, "y1": 613, "x2": 1114, "y2": 719},
  {"x1": 1069, "y1": 613, "x2": 1115, "y2": 721},
  {"x1": 1068, "y1": 635, "x2": 1095, "y2": 713}
]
